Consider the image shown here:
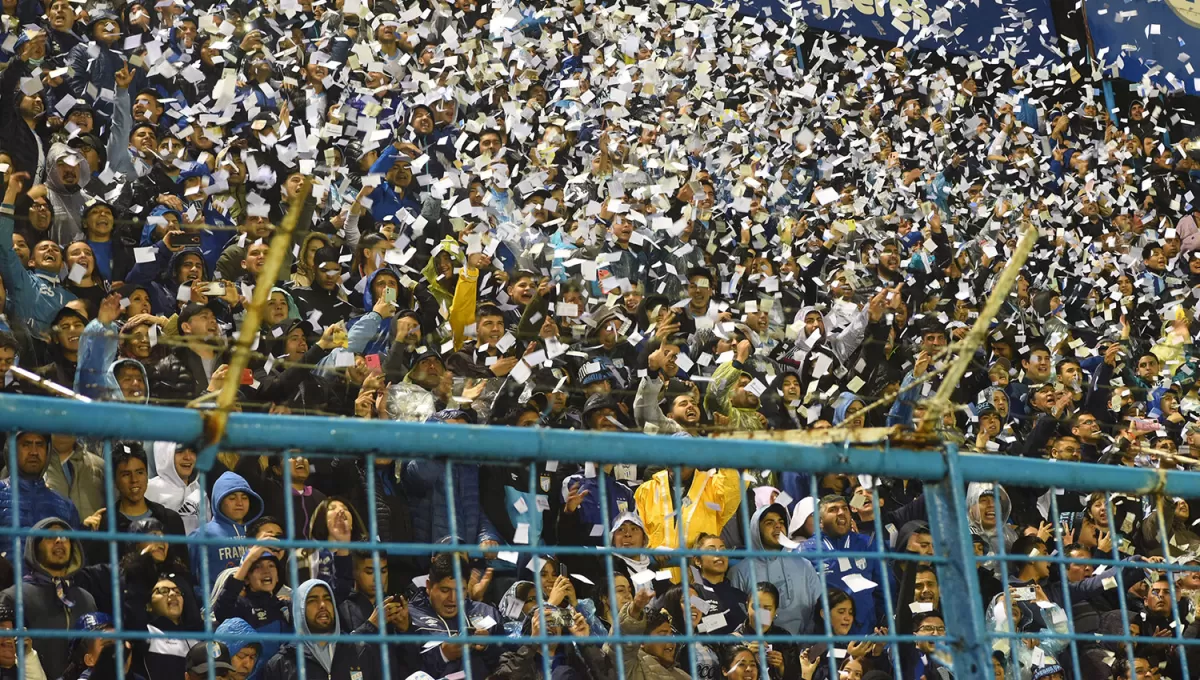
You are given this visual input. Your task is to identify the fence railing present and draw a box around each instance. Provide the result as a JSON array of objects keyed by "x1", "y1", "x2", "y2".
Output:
[{"x1": 1, "y1": 394, "x2": 1198, "y2": 680}]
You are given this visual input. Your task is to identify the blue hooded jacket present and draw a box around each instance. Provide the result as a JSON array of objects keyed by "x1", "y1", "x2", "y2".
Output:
[
  {"x1": 189, "y1": 472, "x2": 263, "y2": 594},
  {"x1": 317, "y1": 268, "x2": 407, "y2": 372},
  {"x1": 74, "y1": 318, "x2": 149, "y2": 403},
  {"x1": 217, "y1": 618, "x2": 266, "y2": 680},
  {"x1": 139, "y1": 206, "x2": 183, "y2": 246},
  {"x1": 367, "y1": 144, "x2": 423, "y2": 222},
  {"x1": 124, "y1": 243, "x2": 211, "y2": 315},
  {"x1": 832, "y1": 392, "x2": 865, "y2": 426}
]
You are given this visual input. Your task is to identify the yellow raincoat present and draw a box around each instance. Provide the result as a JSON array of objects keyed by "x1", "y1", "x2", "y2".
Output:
[{"x1": 634, "y1": 467, "x2": 744, "y2": 582}]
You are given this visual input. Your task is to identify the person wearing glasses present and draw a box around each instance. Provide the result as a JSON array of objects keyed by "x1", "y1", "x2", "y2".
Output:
[
  {"x1": 901, "y1": 610, "x2": 949, "y2": 680},
  {"x1": 137, "y1": 576, "x2": 204, "y2": 680}
]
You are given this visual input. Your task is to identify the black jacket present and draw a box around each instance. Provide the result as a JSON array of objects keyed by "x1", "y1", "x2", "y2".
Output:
[
  {"x1": 255, "y1": 343, "x2": 336, "y2": 413},
  {"x1": 137, "y1": 615, "x2": 206, "y2": 680},
  {"x1": 490, "y1": 643, "x2": 613, "y2": 680},
  {"x1": 113, "y1": 164, "x2": 178, "y2": 224},
  {"x1": 290, "y1": 284, "x2": 358, "y2": 326},
  {"x1": 256, "y1": 474, "x2": 328, "y2": 541},
  {"x1": 147, "y1": 345, "x2": 211, "y2": 404},
  {"x1": 336, "y1": 591, "x2": 425, "y2": 676},
  {"x1": 212, "y1": 574, "x2": 291, "y2": 631},
  {"x1": 335, "y1": 459, "x2": 420, "y2": 586},
  {"x1": 102, "y1": 230, "x2": 140, "y2": 284},
  {"x1": 84, "y1": 498, "x2": 190, "y2": 569},
  {"x1": 262, "y1": 621, "x2": 390, "y2": 680},
  {"x1": 0, "y1": 61, "x2": 49, "y2": 183}
]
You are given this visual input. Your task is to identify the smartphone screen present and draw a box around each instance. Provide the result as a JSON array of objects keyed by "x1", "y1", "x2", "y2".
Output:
[{"x1": 172, "y1": 231, "x2": 201, "y2": 247}]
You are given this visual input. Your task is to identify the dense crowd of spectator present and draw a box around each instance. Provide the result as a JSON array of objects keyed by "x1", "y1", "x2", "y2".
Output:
[{"x1": 0, "y1": 0, "x2": 1196, "y2": 676}]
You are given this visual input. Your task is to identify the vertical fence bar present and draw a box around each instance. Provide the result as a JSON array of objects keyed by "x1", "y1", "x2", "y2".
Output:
[
  {"x1": 527, "y1": 462, "x2": 552, "y2": 680},
  {"x1": 991, "y1": 485, "x2": 1018, "y2": 680},
  {"x1": 282, "y1": 451, "x2": 306, "y2": 680},
  {"x1": 925, "y1": 445, "x2": 992, "y2": 679},
  {"x1": 1103, "y1": 493, "x2": 1137, "y2": 678},
  {"x1": 199, "y1": 465, "x2": 216, "y2": 680},
  {"x1": 102, "y1": 440, "x2": 126, "y2": 678},
  {"x1": 808, "y1": 474, "x2": 837, "y2": 680},
  {"x1": 1154, "y1": 494, "x2": 1191, "y2": 680},
  {"x1": 867, "y1": 480, "x2": 903, "y2": 680},
  {"x1": 734, "y1": 466, "x2": 767, "y2": 679},
  {"x1": 670, "y1": 465, "x2": 700, "y2": 680},
  {"x1": 363, "y1": 453, "x2": 391, "y2": 680},
  {"x1": 525, "y1": 463, "x2": 548, "y2": 680},
  {"x1": 1048, "y1": 492, "x2": 1082, "y2": 680},
  {"x1": 443, "y1": 458, "x2": 473, "y2": 680},
  {"x1": 594, "y1": 465, "x2": 627, "y2": 680},
  {"x1": 9, "y1": 434, "x2": 23, "y2": 676}
]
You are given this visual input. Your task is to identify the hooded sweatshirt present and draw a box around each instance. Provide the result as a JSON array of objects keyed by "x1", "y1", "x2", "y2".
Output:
[
  {"x1": 74, "y1": 318, "x2": 150, "y2": 403},
  {"x1": 317, "y1": 267, "x2": 415, "y2": 373},
  {"x1": 0, "y1": 517, "x2": 97, "y2": 680},
  {"x1": 215, "y1": 618, "x2": 265, "y2": 680},
  {"x1": 786, "y1": 305, "x2": 869, "y2": 366},
  {"x1": 832, "y1": 392, "x2": 865, "y2": 426},
  {"x1": 730, "y1": 503, "x2": 824, "y2": 634},
  {"x1": 45, "y1": 142, "x2": 92, "y2": 246},
  {"x1": 188, "y1": 471, "x2": 263, "y2": 593},
  {"x1": 966, "y1": 482, "x2": 1018, "y2": 559},
  {"x1": 264, "y1": 577, "x2": 397, "y2": 680},
  {"x1": 264, "y1": 579, "x2": 341, "y2": 680},
  {"x1": 123, "y1": 243, "x2": 212, "y2": 316},
  {"x1": 146, "y1": 442, "x2": 206, "y2": 533}
]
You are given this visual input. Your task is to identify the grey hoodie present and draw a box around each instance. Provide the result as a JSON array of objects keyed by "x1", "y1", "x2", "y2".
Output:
[
  {"x1": 728, "y1": 503, "x2": 823, "y2": 634},
  {"x1": 966, "y1": 482, "x2": 1018, "y2": 560},
  {"x1": 45, "y1": 142, "x2": 92, "y2": 246},
  {"x1": 791, "y1": 305, "x2": 869, "y2": 367},
  {"x1": 0, "y1": 517, "x2": 97, "y2": 680},
  {"x1": 293, "y1": 579, "x2": 340, "y2": 675}
]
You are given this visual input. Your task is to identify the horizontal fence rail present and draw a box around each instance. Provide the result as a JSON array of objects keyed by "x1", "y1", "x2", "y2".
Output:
[
  {"x1": 6, "y1": 396, "x2": 1200, "y2": 496},
  {"x1": 0, "y1": 395, "x2": 1192, "y2": 680}
]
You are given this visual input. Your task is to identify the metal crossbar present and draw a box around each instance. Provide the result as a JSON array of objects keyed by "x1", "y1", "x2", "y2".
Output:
[{"x1": 1, "y1": 395, "x2": 1198, "y2": 680}]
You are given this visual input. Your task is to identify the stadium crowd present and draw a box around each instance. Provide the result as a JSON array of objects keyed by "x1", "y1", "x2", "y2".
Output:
[{"x1": 0, "y1": 0, "x2": 1195, "y2": 675}]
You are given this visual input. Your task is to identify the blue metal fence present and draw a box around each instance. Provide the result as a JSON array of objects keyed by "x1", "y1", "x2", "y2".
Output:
[{"x1": 1, "y1": 394, "x2": 1198, "y2": 680}]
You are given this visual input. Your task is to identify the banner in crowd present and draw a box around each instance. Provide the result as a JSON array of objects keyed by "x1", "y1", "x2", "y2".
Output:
[
  {"x1": 733, "y1": 0, "x2": 1060, "y2": 63},
  {"x1": 1085, "y1": 0, "x2": 1200, "y2": 95}
]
